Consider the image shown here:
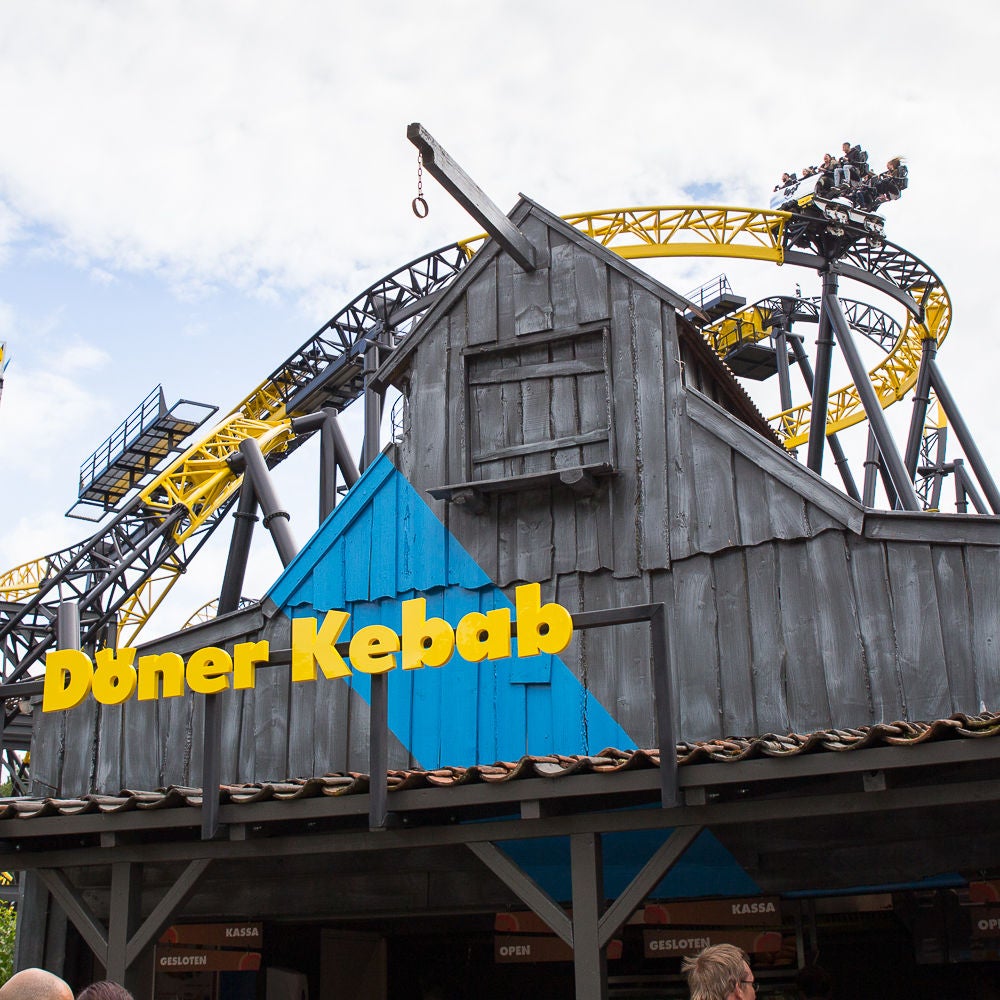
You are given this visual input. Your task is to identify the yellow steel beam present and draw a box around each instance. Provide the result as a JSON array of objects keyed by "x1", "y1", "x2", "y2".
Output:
[
  {"x1": 460, "y1": 205, "x2": 789, "y2": 264},
  {"x1": 111, "y1": 418, "x2": 293, "y2": 644}
]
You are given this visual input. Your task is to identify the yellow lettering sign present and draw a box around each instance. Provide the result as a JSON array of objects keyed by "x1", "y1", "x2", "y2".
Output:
[{"x1": 42, "y1": 584, "x2": 573, "y2": 711}]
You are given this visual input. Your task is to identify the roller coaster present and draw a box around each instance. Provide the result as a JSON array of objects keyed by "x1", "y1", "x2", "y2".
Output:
[{"x1": 0, "y1": 133, "x2": 991, "y2": 793}]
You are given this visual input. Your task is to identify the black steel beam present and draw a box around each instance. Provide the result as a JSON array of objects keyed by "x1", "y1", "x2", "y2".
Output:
[
  {"x1": 787, "y1": 334, "x2": 860, "y2": 501},
  {"x1": 806, "y1": 271, "x2": 838, "y2": 473},
  {"x1": 235, "y1": 439, "x2": 298, "y2": 567},
  {"x1": 903, "y1": 335, "x2": 937, "y2": 480},
  {"x1": 928, "y1": 359, "x2": 1000, "y2": 514},
  {"x1": 825, "y1": 294, "x2": 921, "y2": 510}
]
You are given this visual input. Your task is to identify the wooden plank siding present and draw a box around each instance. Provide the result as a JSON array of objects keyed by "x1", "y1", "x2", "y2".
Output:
[{"x1": 32, "y1": 200, "x2": 1000, "y2": 795}]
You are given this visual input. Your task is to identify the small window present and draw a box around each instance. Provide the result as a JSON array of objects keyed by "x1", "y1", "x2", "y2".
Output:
[{"x1": 464, "y1": 327, "x2": 615, "y2": 485}]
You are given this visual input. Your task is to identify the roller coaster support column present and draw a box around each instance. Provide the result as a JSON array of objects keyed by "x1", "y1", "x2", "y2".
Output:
[
  {"x1": 235, "y1": 439, "x2": 299, "y2": 567},
  {"x1": 928, "y1": 359, "x2": 1000, "y2": 514},
  {"x1": 365, "y1": 342, "x2": 389, "y2": 831},
  {"x1": 826, "y1": 295, "x2": 921, "y2": 511},
  {"x1": 904, "y1": 333, "x2": 937, "y2": 480},
  {"x1": 291, "y1": 408, "x2": 360, "y2": 521},
  {"x1": 807, "y1": 269, "x2": 839, "y2": 475},
  {"x1": 861, "y1": 429, "x2": 899, "y2": 510},
  {"x1": 772, "y1": 311, "x2": 794, "y2": 416},
  {"x1": 218, "y1": 482, "x2": 259, "y2": 615},
  {"x1": 201, "y1": 482, "x2": 260, "y2": 839},
  {"x1": 951, "y1": 459, "x2": 991, "y2": 514},
  {"x1": 862, "y1": 431, "x2": 879, "y2": 509},
  {"x1": 788, "y1": 334, "x2": 861, "y2": 502}
]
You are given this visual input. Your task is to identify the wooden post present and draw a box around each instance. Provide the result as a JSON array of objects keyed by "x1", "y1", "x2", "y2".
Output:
[
  {"x1": 106, "y1": 861, "x2": 142, "y2": 993},
  {"x1": 407, "y1": 123, "x2": 538, "y2": 272},
  {"x1": 571, "y1": 833, "x2": 607, "y2": 1000},
  {"x1": 364, "y1": 343, "x2": 388, "y2": 831}
]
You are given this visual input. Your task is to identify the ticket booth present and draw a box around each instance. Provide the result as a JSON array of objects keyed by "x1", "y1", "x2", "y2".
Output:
[{"x1": 154, "y1": 923, "x2": 262, "y2": 1000}]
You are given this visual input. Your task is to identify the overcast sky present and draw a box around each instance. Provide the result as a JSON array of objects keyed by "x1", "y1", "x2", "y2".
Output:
[{"x1": 0, "y1": 1, "x2": 996, "y2": 637}]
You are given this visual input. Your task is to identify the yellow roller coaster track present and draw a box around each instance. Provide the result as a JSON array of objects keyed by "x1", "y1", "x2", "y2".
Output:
[
  {"x1": 463, "y1": 204, "x2": 951, "y2": 448},
  {"x1": 1, "y1": 204, "x2": 951, "y2": 642}
]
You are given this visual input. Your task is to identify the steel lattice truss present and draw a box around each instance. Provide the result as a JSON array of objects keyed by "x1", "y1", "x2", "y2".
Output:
[
  {"x1": 707, "y1": 296, "x2": 903, "y2": 357},
  {"x1": 0, "y1": 244, "x2": 470, "y2": 682},
  {"x1": 253, "y1": 244, "x2": 469, "y2": 420},
  {"x1": 776, "y1": 232, "x2": 950, "y2": 447}
]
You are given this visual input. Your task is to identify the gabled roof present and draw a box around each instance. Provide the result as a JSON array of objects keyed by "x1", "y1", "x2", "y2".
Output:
[
  {"x1": 379, "y1": 196, "x2": 694, "y2": 387},
  {"x1": 377, "y1": 195, "x2": 783, "y2": 447}
]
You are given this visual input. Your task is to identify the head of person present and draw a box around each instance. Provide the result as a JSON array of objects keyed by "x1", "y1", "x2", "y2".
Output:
[
  {"x1": 822, "y1": 153, "x2": 833, "y2": 166},
  {"x1": 0, "y1": 969, "x2": 73, "y2": 1000},
  {"x1": 76, "y1": 984, "x2": 133, "y2": 1000},
  {"x1": 842, "y1": 141, "x2": 851, "y2": 153},
  {"x1": 681, "y1": 943, "x2": 756, "y2": 1000}
]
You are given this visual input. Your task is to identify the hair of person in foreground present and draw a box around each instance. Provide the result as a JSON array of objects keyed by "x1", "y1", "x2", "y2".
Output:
[
  {"x1": 681, "y1": 943, "x2": 751, "y2": 1000},
  {"x1": 0, "y1": 969, "x2": 74, "y2": 1000},
  {"x1": 76, "y1": 983, "x2": 134, "y2": 1000}
]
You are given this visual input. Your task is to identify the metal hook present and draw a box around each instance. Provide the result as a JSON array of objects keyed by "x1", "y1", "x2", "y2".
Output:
[{"x1": 412, "y1": 152, "x2": 428, "y2": 218}]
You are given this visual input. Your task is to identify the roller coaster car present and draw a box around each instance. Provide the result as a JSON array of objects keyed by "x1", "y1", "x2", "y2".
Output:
[{"x1": 770, "y1": 172, "x2": 886, "y2": 239}]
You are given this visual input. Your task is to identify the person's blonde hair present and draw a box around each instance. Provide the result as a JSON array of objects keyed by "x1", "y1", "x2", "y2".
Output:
[{"x1": 681, "y1": 943, "x2": 748, "y2": 1000}]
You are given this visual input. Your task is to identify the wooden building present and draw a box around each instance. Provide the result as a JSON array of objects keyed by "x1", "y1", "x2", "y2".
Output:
[{"x1": 4, "y1": 194, "x2": 1000, "y2": 1000}]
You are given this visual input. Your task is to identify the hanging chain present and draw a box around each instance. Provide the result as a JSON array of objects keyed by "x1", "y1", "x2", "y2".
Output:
[{"x1": 412, "y1": 152, "x2": 428, "y2": 218}]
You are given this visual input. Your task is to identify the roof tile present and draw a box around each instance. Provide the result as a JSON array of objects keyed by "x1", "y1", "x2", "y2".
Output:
[{"x1": 1, "y1": 712, "x2": 996, "y2": 822}]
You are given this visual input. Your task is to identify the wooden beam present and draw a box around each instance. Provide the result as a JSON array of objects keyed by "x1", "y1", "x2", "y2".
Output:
[
  {"x1": 466, "y1": 841, "x2": 573, "y2": 947},
  {"x1": 570, "y1": 833, "x2": 607, "y2": 1000},
  {"x1": 407, "y1": 123, "x2": 538, "y2": 272},
  {"x1": 126, "y1": 858, "x2": 212, "y2": 968},
  {"x1": 597, "y1": 825, "x2": 701, "y2": 947},
  {"x1": 35, "y1": 867, "x2": 108, "y2": 963},
  {"x1": 106, "y1": 862, "x2": 142, "y2": 987}
]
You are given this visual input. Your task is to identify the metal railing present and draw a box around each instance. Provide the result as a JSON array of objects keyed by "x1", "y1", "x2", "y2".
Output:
[{"x1": 77, "y1": 386, "x2": 166, "y2": 496}]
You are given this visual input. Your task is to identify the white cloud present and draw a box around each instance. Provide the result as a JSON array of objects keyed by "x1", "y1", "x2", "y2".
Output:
[
  {"x1": 57, "y1": 341, "x2": 111, "y2": 372},
  {"x1": 0, "y1": 301, "x2": 13, "y2": 339},
  {"x1": 0, "y1": 0, "x2": 997, "y2": 639}
]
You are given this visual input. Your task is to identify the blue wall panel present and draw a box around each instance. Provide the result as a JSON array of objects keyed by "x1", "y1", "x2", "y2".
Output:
[
  {"x1": 498, "y1": 828, "x2": 762, "y2": 903},
  {"x1": 267, "y1": 456, "x2": 635, "y2": 768}
]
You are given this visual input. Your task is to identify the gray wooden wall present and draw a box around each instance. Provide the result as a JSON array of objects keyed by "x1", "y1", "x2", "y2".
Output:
[
  {"x1": 31, "y1": 200, "x2": 1000, "y2": 796},
  {"x1": 392, "y1": 202, "x2": 1000, "y2": 745}
]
